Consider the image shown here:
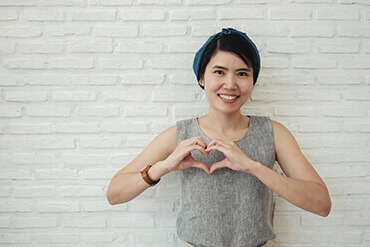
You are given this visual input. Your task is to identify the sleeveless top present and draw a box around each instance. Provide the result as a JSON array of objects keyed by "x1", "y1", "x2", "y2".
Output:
[{"x1": 176, "y1": 116, "x2": 276, "y2": 247}]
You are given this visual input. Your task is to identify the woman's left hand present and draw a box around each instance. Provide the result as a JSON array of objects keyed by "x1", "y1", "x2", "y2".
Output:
[{"x1": 206, "y1": 139, "x2": 257, "y2": 174}]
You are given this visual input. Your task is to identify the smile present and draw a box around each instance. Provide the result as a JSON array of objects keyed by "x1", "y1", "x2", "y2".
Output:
[{"x1": 218, "y1": 94, "x2": 239, "y2": 100}]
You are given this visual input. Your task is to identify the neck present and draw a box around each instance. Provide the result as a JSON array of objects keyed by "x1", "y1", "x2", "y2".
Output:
[{"x1": 202, "y1": 109, "x2": 246, "y2": 133}]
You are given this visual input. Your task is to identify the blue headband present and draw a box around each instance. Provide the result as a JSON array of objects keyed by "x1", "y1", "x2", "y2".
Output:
[{"x1": 192, "y1": 28, "x2": 261, "y2": 88}]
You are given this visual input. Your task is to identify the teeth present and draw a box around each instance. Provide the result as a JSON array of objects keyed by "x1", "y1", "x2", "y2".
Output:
[{"x1": 219, "y1": 94, "x2": 238, "y2": 100}]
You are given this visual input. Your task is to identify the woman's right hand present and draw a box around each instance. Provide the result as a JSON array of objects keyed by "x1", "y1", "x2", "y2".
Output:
[{"x1": 163, "y1": 136, "x2": 210, "y2": 174}]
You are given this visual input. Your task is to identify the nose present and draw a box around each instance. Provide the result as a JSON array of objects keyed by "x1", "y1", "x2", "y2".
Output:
[{"x1": 223, "y1": 74, "x2": 237, "y2": 89}]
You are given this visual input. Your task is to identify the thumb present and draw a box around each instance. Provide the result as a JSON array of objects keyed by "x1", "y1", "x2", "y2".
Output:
[{"x1": 210, "y1": 160, "x2": 227, "y2": 174}]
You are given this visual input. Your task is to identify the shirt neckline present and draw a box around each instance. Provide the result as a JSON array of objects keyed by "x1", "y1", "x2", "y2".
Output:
[{"x1": 193, "y1": 115, "x2": 253, "y2": 144}]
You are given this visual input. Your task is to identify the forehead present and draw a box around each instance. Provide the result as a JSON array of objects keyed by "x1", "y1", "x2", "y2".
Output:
[{"x1": 207, "y1": 50, "x2": 250, "y2": 68}]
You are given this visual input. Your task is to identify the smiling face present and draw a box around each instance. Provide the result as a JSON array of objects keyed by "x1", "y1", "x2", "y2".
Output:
[{"x1": 200, "y1": 50, "x2": 254, "y2": 115}]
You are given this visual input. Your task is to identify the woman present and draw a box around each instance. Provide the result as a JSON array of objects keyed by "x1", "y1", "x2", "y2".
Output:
[{"x1": 106, "y1": 28, "x2": 331, "y2": 247}]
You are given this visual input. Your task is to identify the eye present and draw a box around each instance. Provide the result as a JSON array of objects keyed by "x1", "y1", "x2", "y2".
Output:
[
  {"x1": 237, "y1": 71, "x2": 249, "y2": 77},
  {"x1": 214, "y1": 70, "x2": 225, "y2": 75}
]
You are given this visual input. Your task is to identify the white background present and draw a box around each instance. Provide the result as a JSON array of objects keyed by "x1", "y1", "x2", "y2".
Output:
[{"x1": 0, "y1": 0, "x2": 369, "y2": 246}]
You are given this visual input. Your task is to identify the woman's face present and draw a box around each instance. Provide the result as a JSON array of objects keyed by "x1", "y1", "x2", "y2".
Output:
[{"x1": 200, "y1": 50, "x2": 254, "y2": 115}]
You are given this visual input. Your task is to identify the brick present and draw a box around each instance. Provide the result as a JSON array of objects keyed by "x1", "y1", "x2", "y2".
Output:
[
  {"x1": 26, "y1": 75, "x2": 68, "y2": 86},
  {"x1": 79, "y1": 137, "x2": 122, "y2": 148},
  {"x1": 343, "y1": 121, "x2": 370, "y2": 132},
  {"x1": 119, "y1": 10, "x2": 166, "y2": 20},
  {"x1": 63, "y1": 154, "x2": 111, "y2": 165},
  {"x1": 44, "y1": 24, "x2": 90, "y2": 36},
  {"x1": 320, "y1": 105, "x2": 368, "y2": 117},
  {"x1": 5, "y1": 91, "x2": 47, "y2": 102},
  {"x1": 0, "y1": 106, "x2": 22, "y2": 117},
  {"x1": 301, "y1": 214, "x2": 342, "y2": 227},
  {"x1": 103, "y1": 122, "x2": 148, "y2": 133},
  {"x1": 169, "y1": 72, "x2": 196, "y2": 85},
  {"x1": 0, "y1": 187, "x2": 12, "y2": 197},
  {"x1": 142, "y1": 25, "x2": 187, "y2": 37},
  {"x1": 293, "y1": 57, "x2": 337, "y2": 69},
  {"x1": 96, "y1": 57, "x2": 143, "y2": 69},
  {"x1": 61, "y1": 217, "x2": 106, "y2": 228},
  {"x1": 0, "y1": 217, "x2": 11, "y2": 228},
  {"x1": 138, "y1": 0, "x2": 181, "y2": 4},
  {"x1": 69, "y1": 39, "x2": 112, "y2": 53},
  {"x1": 71, "y1": 75, "x2": 118, "y2": 85},
  {"x1": 83, "y1": 200, "x2": 127, "y2": 211},
  {"x1": 316, "y1": 8, "x2": 360, "y2": 20},
  {"x1": 12, "y1": 153, "x2": 55, "y2": 165},
  {"x1": 219, "y1": 8, "x2": 264, "y2": 19},
  {"x1": 0, "y1": 10, "x2": 18, "y2": 20},
  {"x1": 298, "y1": 90, "x2": 341, "y2": 101},
  {"x1": 61, "y1": 186, "x2": 105, "y2": 197},
  {"x1": 319, "y1": 135, "x2": 367, "y2": 148},
  {"x1": 53, "y1": 91, "x2": 97, "y2": 101},
  {"x1": 115, "y1": 41, "x2": 163, "y2": 53},
  {"x1": 318, "y1": 74, "x2": 362, "y2": 85},
  {"x1": 298, "y1": 122, "x2": 341, "y2": 132},
  {"x1": 18, "y1": 42, "x2": 64, "y2": 54},
  {"x1": 274, "y1": 106, "x2": 317, "y2": 117},
  {"x1": 148, "y1": 54, "x2": 194, "y2": 69},
  {"x1": 121, "y1": 74, "x2": 165, "y2": 85},
  {"x1": 269, "y1": 8, "x2": 312, "y2": 20},
  {"x1": 0, "y1": 26, "x2": 42, "y2": 37},
  {"x1": 0, "y1": 169, "x2": 31, "y2": 180},
  {"x1": 0, "y1": 75, "x2": 24, "y2": 87},
  {"x1": 291, "y1": 23, "x2": 335, "y2": 37},
  {"x1": 0, "y1": 40, "x2": 15, "y2": 53},
  {"x1": 54, "y1": 123, "x2": 101, "y2": 133},
  {"x1": 262, "y1": 57, "x2": 290, "y2": 68},
  {"x1": 340, "y1": 58, "x2": 370, "y2": 69},
  {"x1": 35, "y1": 169, "x2": 78, "y2": 180},
  {"x1": 316, "y1": 39, "x2": 359, "y2": 54},
  {"x1": 32, "y1": 233, "x2": 79, "y2": 243},
  {"x1": 22, "y1": 9, "x2": 64, "y2": 21},
  {"x1": 13, "y1": 217, "x2": 58, "y2": 228},
  {"x1": 0, "y1": 0, "x2": 36, "y2": 5},
  {"x1": 101, "y1": 90, "x2": 151, "y2": 102},
  {"x1": 0, "y1": 202, "x2": 32, "y2": 212},
  {"x1": 240, "y1": 0, "x2": 281, "y2": 3},
  {"x1": 189, "y1": 0, "x2": 232, "y2": 5},
  {"x1": 347, "y1": 183, "x2": 370, "y2": 195},
  {"x1": 319, "y1": 165, "x2": 365, "y2": 178},
  {"x1": 151, "y1": 91, "x2": 197, "y2": 102},
  {"x1": 26, "y1": 106, "x2": 70, "y2": 117},
  {"x1": 266, "y1": 40, "x2": 311, "y2": 54},
  {"x1": 79, "y1": 168, "x2": 117, "y2": 180},
  {"x1": 340, "y1": 0, "x2": 370, "y2": 4},
  {"x1": 39, "y1": 0, "x2": 86, "y2": 5},
  {"x1": 332, "y1": 231, "x2": 362, "y2": 243},
  {"x1": 48, "y1": 57, "x2": 94, "y2": 69},
  {"x1": 95, "y1": 25, "x2": 138, "y2": 37},
  {"x1": 32, "y1": 137, "x2": 76, "y2": 149},
  {"x1": 338, "y1": 24, "x2": 370, "y2": 37},
  {"x1": 13, "y1": 186, "x2": 56, "y2": 198},
  {"x1": 171, "y1": 9, "x2": 214, "y2": 20},
  {"x1": 173, "y1": 106, "x2": 208, "y2": 117},
  {"x1": 112, "y1": 213, "x2": 155, "y2": 228},
  {"x1": 125, "y1": 135, "x2": 153, "y2": 148},
  {"x1": 36, "y1": 202, "x2": 80, "y2": 213},
  {"x1": 89, "y1": 0, "x2": 134, "y2": 5},
  {"x1": 81, "y1": 233, "x2": 117, "y2": 243},
  {"x1": 6, "y1": 123, "x2": 52, "y2": 134},
  {"x1": 0, "y1": 233, "x2": 30, "y2": 244},
  {"x1": 77, "y1": 106, "x2": 119, "y2": 117},
  {"x1": 125, "y1": 105, "x2": 168, "y2": 117},
  {"x1": 3, "y1": 57, "x2": 47, "y2": 69},
  {"x1": 70, "y1": 10, "x2": 116, "y2": 21}
]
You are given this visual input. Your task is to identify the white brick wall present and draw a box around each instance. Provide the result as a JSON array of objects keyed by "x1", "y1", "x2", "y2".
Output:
[{"x1": 0, "y1": 1, "x2": 369, "y2": 246}]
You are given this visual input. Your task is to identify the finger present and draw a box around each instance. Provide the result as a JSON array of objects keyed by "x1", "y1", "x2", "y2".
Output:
[
  {"x1": 192, "y1": 162, "x2": 210, "y2": 174},
  {"x1": 185, "y1": 144, "x2": 208, "y2": 156},
  {"x1": 194, "y1": 136, "x2": 207, "y2": 149},
  {"x1": 210, "y1": 160, "x2": 227, "y2": 173}
]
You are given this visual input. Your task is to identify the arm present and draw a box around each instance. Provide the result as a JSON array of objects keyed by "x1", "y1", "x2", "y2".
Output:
[
  {"x1": 106, "y1": 125, "x2": 209, "y2": 205},
  {"x1": 252, "y1": 121, "x2": 331, "y2": 217}
]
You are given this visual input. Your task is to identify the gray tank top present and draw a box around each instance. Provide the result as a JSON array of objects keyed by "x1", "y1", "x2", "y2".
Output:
[{"x1": 176, "y1": 116, "x2": 276, "y2": 247}]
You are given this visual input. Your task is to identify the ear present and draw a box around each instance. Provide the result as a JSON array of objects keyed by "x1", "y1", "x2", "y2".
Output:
[{"x1": 199, "y1": 79, "x2": 204, "y2": 87}]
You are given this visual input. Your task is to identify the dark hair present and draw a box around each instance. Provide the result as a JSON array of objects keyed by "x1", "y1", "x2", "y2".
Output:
[{"x1": 197, "y1": 34, "x2": 258, "y2": 88}]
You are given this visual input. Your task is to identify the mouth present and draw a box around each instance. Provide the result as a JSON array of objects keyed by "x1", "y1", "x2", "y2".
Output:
[{"x1": 218, "y1": 94, "x2": 239, "y2": 101}]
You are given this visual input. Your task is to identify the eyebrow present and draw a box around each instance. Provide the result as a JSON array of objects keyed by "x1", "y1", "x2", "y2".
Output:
[{"x1": 212, "y1": 65, "x2": 251, "y2": 71}]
